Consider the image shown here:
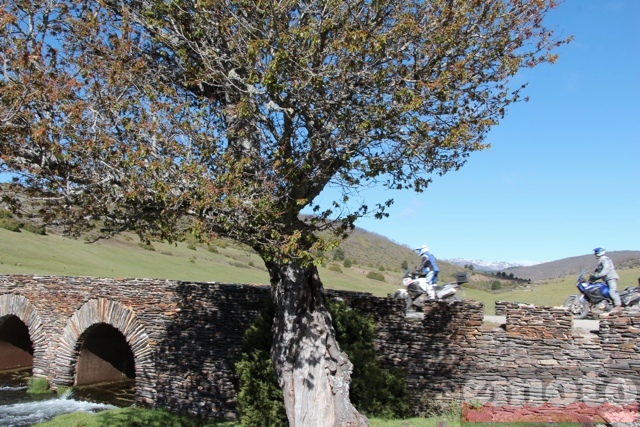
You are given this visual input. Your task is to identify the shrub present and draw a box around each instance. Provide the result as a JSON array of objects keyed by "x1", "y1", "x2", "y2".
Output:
[
  {"x1": 343, "y1": 258, "x2": 352, "y2": 268},
  {"x1": 187, "y1": 243, "x2": 197, "y2": 250},
  {"x1": 230, "y1": 261, "x2": 250, "y2": 269},
  {"x1": 366, "y1": 271, "x2": 385, "y2": 282},
  {"x1": 22, "y1": 222, "x2": 46, "y2": 235},
  {"x1": 328, "y1": 300, "x2": 412, "y2": 418},
  {"x1": 27, "y1": 377, "x2": 52, "y2": 394},
  {"x1": 234, "y1": 302, "x2": 288, "y2": 427},
  {"x1": 491, "y1": 281, "x2": 502, "y2": 290},
  {"x1": 0, "y1": 217, "x2": 22, "y2": 232},
  {"x1": 0, "y1": 209, "x2": 14, "y2": 218},
  {"x1": 328, "y1": 263, "x2": 343, "y2": 273},
  {"x1": 138, "y1": 242, "x2": 155, "y2": 251},
  {"x1": 234, "y1": 299, "x2": 411, "y2": 424}
]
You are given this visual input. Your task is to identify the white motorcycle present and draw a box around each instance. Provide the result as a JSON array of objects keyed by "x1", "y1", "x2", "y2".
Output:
[{"x1": 390, "y1": 269, "x2": 467, "y2": 310}]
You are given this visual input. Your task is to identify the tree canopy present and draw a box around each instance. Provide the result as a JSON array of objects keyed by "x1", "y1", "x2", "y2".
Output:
[{"x1": 1, "y1": 0, "x2": 569, "y2": 262}]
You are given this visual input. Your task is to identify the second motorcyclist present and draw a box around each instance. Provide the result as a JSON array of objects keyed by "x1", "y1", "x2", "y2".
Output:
[{"x1": 591, "y1": 247, "x2": 622, "y2": 313}]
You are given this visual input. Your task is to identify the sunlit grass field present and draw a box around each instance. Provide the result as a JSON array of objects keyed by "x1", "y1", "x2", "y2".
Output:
[
  {"x1": 0, "y1": 227, "x2": 406, "y2": 297},
  {"x1": 2, "y1": 227, "x2": 639, "y2": 315},
  {"x1": 32, "y1": 406, "x2": 465, "y2": 427}
]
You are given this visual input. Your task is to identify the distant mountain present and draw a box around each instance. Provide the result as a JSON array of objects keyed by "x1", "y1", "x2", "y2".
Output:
[
  {"x1": 445, "y1": 258, "x2": 541, "y2": 272},
  {"x1": 497, "y1": 251, "x2": 640, "y2": 282}
]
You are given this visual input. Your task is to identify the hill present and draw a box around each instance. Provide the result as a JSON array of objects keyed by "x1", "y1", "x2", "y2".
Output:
[
  {"x1": 502, "y1": 251, "x2": 640, "y2": 282},
  {"x1": 0, "y1": 214, "x2": 463, "y2": 298},
  {"x1": 2, "y1": 201, "x2": 638, "y2": 311}
]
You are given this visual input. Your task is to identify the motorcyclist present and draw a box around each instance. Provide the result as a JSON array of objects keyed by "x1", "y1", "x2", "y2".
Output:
[
  {"x1": 415, "y1": 245, "x2": 439, "y2": 299},
  {"x1": 591, "y1": 247, "x2": 621, "y2": 312},
  {"x1": 416, "y1": 245, "x2": 440, "y2": 284}
]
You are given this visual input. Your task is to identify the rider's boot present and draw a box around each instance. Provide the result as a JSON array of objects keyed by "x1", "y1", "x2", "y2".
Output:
[{"x1": 427, "y1": 286, "x2": 436, "y2": 299}]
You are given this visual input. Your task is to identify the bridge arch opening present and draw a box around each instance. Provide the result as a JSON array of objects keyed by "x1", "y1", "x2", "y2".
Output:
[
  {"x1": 0, "y1": 315, "x2": 34, "y2": 371},
  {"x1": 75, "y1": 323, "x2": 135, "y2": 386}
]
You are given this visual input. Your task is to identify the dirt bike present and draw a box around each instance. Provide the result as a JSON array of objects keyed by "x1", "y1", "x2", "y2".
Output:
[
  {"x1": 563, "y1": 271, "x2": 640, "y2": 319},
  {"x1": 390, "y1": 269, "x2": 468, "y2": 310}
]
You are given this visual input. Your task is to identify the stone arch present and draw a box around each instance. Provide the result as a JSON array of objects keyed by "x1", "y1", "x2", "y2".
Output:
[
  {"x1": 0, "y1": 293, "x2": 47, "y2": 376},
  {"x1": 56, "y1": 298, "x2": 156, "y2": 403}
]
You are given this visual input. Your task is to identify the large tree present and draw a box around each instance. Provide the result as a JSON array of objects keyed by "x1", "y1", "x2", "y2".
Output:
[{"x1": 0, "y1": 0, "x2": 569, "y2": 424}]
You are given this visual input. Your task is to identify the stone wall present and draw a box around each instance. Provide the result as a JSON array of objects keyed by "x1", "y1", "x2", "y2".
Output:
[
  {"x1": 1, "y1": 275, "x2": 640, "y2": 421},
  {"x1": 467, "y1": 302, "x2": 640, "y2": 411},
  {"x1": 335, "y1": 294, "x2": 484, "y2": 414}
]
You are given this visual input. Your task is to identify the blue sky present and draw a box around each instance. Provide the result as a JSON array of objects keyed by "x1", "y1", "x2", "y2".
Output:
[{"x1": 348, "y1": 0, "x2": 640, "y2": 263}]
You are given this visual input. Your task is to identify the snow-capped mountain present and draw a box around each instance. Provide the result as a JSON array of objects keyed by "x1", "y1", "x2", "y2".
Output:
[{"x1": 445, "y1": 258, "x2": 542, "y2": 272}]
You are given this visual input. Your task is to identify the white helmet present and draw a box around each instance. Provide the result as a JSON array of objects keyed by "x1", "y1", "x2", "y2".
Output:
[
  {"x1": 593, "y1": 247, "x2": 606, "y2": 257},
  {"x1": 417, "y1": 245, "x2": 429, "y2": 257}
]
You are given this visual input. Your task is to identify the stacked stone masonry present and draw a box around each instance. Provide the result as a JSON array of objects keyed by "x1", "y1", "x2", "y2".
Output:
[{"x1": 1, "y1": 275, "x2": 638, "y2": 420}]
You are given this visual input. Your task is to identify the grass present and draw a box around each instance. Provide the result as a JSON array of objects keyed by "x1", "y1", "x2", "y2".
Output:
[
  {"x1": 27, "y1": 377, "x2": 53, "y2": 394},
  {"x1": 33, "y1": 407, "x2": 464, "y2": 427},
  {"x1": 2, "y1": 227, "x2": 639, "y2": 309},
  {"x1": 33, "y1": 406, "x2": 585, "y2": 427},
  {"x1": 33, "y1": 407, "x2": 238, "y2": 427},
  {"x1": 467, "y1": 268, "x2": 640, "y2": 315},
  {"x1": 0, "y1": 227, "x2": 407, "y2": 297}
]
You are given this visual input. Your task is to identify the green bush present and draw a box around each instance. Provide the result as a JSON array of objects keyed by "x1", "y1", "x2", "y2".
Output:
[
  {"x1": 366, "y1": 271, "x2": 385, "y2": 282},
  {"x1": 22, "y1": 222, "x2": 46, "y2": 235},
  {"x1": 0, "y1": 209, "x2": 14, "y2": 218},
  {"x1": 0, "y1": 217, "x2": 22, "y2": 232},
  {"x1": 27, "y1": 377, "x2": 53, "y2": 394},
  {"x1": 234, "y1": 302, "x2": 288, "y2": 427},
  {"x1": 234, "y1": 299, "x2": 411, "y2": 425},
  {"x1": 343, "y1": 258, "x2": 353, "y2": 268},
  {"x1": 230, "y1": 261, "x2": 250, "y2": 269},
  {"x1": 328, "y1": 300, "x2": 412, "y2": 418},
  {"x1": 328, "y1": 263, "x2": 343, "y2": 273}
]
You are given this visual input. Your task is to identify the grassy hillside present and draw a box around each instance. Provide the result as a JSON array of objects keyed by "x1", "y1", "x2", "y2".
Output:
[
  {"x1": 2, "y1": 220, "x2": 639, "y2": 315},
  {"x1": 0, "y1": 226, "x2": 413, "y2": 297},
  {"x1": 504, "y1": 251, "x2": 640, "y2": 282}
]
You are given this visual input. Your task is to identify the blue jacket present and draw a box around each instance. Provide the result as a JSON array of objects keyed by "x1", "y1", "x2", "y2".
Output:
[{"x1": 419, "y1": 252, "x2": 440, "y2": 273}]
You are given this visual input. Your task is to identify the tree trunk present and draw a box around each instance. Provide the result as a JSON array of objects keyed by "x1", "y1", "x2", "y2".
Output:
[{"x1": 269, "y1": 261, "x2": 368, "y2": 427}]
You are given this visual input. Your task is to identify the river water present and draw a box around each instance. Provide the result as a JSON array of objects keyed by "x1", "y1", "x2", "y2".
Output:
[{"x1": 0, "y1": 370, "x2": 135, "y2": 427}]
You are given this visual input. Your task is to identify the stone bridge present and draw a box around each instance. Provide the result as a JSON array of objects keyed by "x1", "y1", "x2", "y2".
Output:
[
  {"x1": 0, "y1": 275, "x2": 271, "y2": 419},
  {"x1": 2, "y1": 274, "x2": 640, "y2": 422}
]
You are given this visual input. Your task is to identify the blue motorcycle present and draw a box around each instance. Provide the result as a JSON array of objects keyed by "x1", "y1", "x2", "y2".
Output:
[{"x1": 563, "y1": 271, "x2": 640, "y2": 319}]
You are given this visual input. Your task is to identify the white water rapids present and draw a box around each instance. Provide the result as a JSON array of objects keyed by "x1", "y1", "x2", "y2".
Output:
[{"x1": 0, "y1": 386, "x2": 115, "y2": 427}]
